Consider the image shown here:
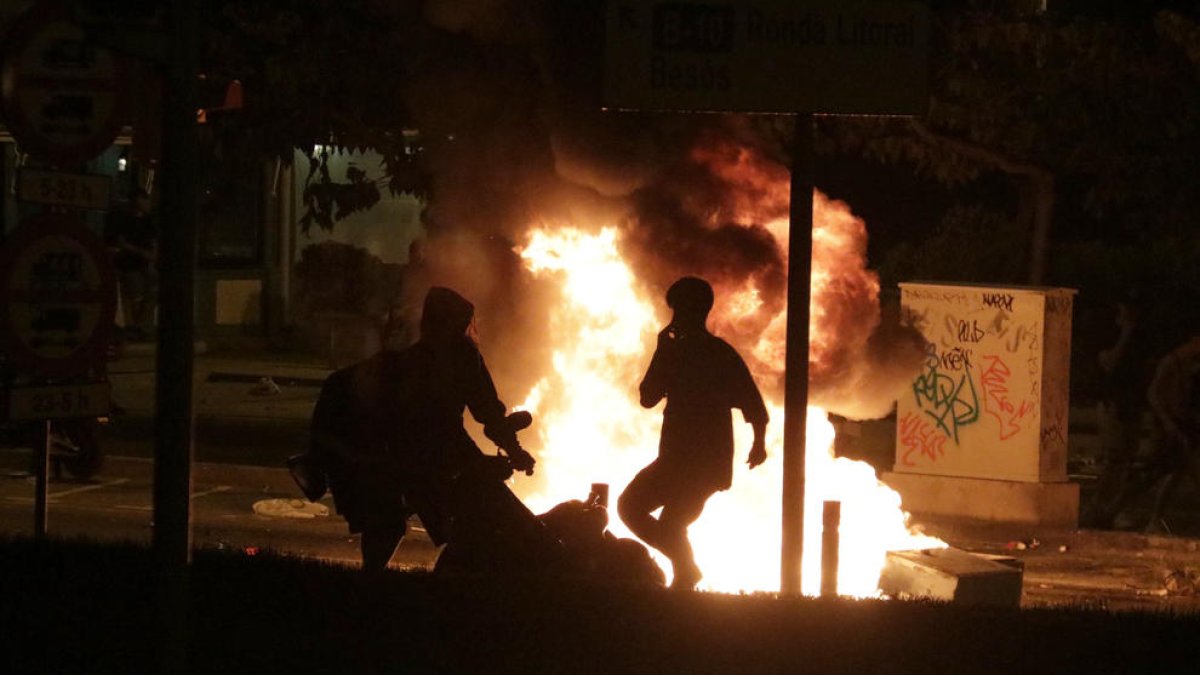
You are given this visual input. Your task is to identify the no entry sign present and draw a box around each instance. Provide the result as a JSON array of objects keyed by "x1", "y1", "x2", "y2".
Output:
[
  {"x1": 0, "y1": 214, "x2": 117, "y2": 378},
  {"x1": 0, "y1": 7, "x2": 128, "y2": 165}
]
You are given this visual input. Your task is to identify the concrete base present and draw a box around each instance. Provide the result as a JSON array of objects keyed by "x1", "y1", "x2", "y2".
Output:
[
  {"x1": 880, "y1": 548, "x2": 1024, "y2": 607},
  {"x1": 881, "y1": 471, "x2": 1079, "y2": 526}
]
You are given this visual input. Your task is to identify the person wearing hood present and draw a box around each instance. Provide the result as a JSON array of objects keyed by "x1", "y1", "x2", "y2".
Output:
[{"x1": 313, "y1": 286, "x2": 536, "y2": 571}]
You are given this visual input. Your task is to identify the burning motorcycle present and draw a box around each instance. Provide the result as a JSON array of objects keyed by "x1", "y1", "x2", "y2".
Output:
[{"x1": 430, "y1": 411, "x2": 665, "y2": 587}]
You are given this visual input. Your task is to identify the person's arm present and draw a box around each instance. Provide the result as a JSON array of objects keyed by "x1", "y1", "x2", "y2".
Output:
[
  {"x1": 116, "y1": 236, "x2": 156, "y2": 262},
  {"x1": 1147, "y1": 354, "x2": 1186, "y2": 445},
  {"x1": 463, "y1": 345, "x2": 508, "y2": 428},
  {"x1": 747, "y1": 420, "x2": 767, "y2": 469},
  {"x1": 309, "y1": 370, "x2": 353, "y2": 465},
  {"x1": 639, "y1": 328, "x2": 674, "y2": 408},
  {"x1": 730, "y1": 348, "x2": 769, "y2": 469},
  {"x1": 464, "y1": 344, "x2": 536, "y2": 473},
  {"x1": 1099, "y1": 322, "x2": 1136, "y2": 373}
]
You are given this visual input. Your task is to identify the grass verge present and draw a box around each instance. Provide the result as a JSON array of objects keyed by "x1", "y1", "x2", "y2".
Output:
[{"x1": 1, "y1": 536, "x2": 1196, "y2": 674}]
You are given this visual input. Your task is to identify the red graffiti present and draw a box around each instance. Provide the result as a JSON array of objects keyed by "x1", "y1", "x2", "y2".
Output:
[
  {"x1": 899, "y1": 412, "x2": 947, "y2": 466},
  {"x1": 980, "y1": 354, "x2": 1035, "y2": 440}
]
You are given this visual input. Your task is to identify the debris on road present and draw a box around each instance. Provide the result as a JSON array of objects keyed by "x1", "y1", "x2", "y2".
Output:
[
  {"x1": 252, "y1": 498, "x2": 329, "y2": 519},
  {"x1": 1163, "y1": 568, "x2": 1200, "y2": 596},
  {"x1": 249, "y1": 376, "x2": 282, "y2": 396},
  {"x1": 1005, "y1": 538, "x2": 1041, "y2": 551}
]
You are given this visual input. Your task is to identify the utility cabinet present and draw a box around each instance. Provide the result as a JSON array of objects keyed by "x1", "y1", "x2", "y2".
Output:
[
  {"x1": 883, "y1": 283, "x2": 1079, "y2": 525},
  {"x1": 892, "y1": 282, "x2": 1075, "y2": 481}
]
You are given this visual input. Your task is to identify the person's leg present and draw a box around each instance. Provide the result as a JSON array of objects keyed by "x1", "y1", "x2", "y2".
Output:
[
  {"x1": 1146, "y1": 471, "x2": 1182, "y2": 534},
  {"x1": 1179, "y1": 441, "x2": 1200, "y2": 503},
  {"x1": 134, "y1": 268, "x2": 157, "y2": 336},
  {"x1": 1084, "y1": 405, "x2": 1138, "y2": 528},
  {"x1": 618, "y1": 463, "x2": 668, "y2": 551},
  {"x1": 658, "y1": 490, "x2": 711, "y2": 589},
  {"x1": 117, "y1": 270, "x2": 139, "y2": 335},
  {"x1": 361, "y1": 524, "x2": 406, "y2": 572},
  {"x1": 122, "y1": 269, "x2": 153, "y2": 340}
]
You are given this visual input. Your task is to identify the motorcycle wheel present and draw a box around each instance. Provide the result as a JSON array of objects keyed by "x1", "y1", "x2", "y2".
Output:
[{"x1": 51, "y1": 420, "x2": 105, "y2": 479}]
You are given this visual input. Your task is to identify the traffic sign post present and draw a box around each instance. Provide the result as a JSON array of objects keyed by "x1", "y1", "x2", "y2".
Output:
[
  {"x1": 0, "y1": 4, "x2": 129, "y2": 166},
  {"x1": 35, "y1": 421, "x2": 49, "y2": 539},
  {"x1": 605, "y1": 0, "x2": 930, "y2": 596},
  {"x1": 0, "y1": 213, "x2": 116, "y2": 540},
  {"x1": 0, "y1": 213, "x2": 117, "y2": 379}
]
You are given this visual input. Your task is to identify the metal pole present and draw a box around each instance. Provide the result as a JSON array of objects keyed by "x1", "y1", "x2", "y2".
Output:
[
  {"x1": 155, "y1": 1, "x2": 200, "y2": 671},
  {"x1": 820, "y1": 500, "x2": 840, "y2": 598},
  {"x1": 781, "y1": 113, "x2": 814, "y2": 595},
  {"x1": 34, "y1": 419, "x2": 49, "y2": 539}
]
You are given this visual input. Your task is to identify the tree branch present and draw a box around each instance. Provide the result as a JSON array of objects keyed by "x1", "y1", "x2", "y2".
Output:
[{"x1": 908, "y1": 119, "x2": 1052, "y2": 180}]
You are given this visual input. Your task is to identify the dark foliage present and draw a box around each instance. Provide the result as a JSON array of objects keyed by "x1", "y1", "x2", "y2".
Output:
[{"x1": 292, "y1": 241, "x2": 398, "y2": 317}]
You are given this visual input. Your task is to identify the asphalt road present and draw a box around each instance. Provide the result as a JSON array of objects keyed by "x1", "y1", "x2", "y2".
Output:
[
  {"x1": 4, "y1": 348, "x2": 1200, "y2": 611},
  {"x1": 3, "y1": 446, "x2": 1200, "y2": 613},
  {"x1": 0, "y1": 449, "x2": 439, "y2": 571}
]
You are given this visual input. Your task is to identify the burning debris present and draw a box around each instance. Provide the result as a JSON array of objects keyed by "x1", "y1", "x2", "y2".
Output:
[{"x1": 396, "y1": 0, "x2": 941, "y2": 596}]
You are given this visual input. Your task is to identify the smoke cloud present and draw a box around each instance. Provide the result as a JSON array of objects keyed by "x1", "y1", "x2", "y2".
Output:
[{"x1": 398, "y1": 0, "x2": 925, "y2": 421}]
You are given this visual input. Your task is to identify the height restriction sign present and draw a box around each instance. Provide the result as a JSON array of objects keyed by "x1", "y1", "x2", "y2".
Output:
[
  {"x1": 0, "y1": 6, "x2": 128, "y2": 165},
  {"x1": 0, "y1": 214, "x2": 117, "y2": 378}
]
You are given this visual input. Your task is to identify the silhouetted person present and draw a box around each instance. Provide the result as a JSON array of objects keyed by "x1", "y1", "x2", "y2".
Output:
[
  {"x1": 389, "y1": 287, "x2": 535, "y2": 546},
  {"x1": 1082, "y1": 293, "x2": 1153, "y2": 529},
  {"x1": 618, "y1": 276, "x2": 768, "y2": 590},
  {"x1": 104, "y1": 188, "x2": 157, "y2": 341},
  {"x1": 314, "y1": 286, "x2": 535, "y2": 572},
  {"x1": 310, "y1": 351, "x2": 409, "y2": 571},
  {"x1": 1143, "y1": 328, "x2": 1200, "y2": 533}
]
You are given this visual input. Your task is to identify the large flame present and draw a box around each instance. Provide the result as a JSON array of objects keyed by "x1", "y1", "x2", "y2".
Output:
[{"x1": 513, "y1": 211, "x2": 943, "y2": 597}]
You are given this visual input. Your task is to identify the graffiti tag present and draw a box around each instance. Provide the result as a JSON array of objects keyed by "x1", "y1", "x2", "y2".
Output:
[
  {"x1": 1040, "y1": 423, "x2": 1066, "y2": 446},
  {"x1": 912, "y1": 360, "x2": 980, "y2": 443},
  {"x1": 899, "y1": 412, "x2": 948, "y2": 466},
  {"x1": 982, "y1": 292, "x2": 1015, "y2": 312},
  {"x1": 980, "y1": 354, "x2": 1036, "y2": 440},
  {"x1": 926, "y1": 343, "x2": 973, "y2": 371},
  {"x1": 957, "y1": 319, "x2": 986, "y2": 343},
  {"x1": 1005, "y1": 323, "x2": 1039, "y2": 353}
]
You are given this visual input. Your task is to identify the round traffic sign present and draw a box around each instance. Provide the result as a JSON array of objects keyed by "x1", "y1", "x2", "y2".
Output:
[
  {"x1": 0, "y1": 5, "x2": 128, "y2": 166},
  {"x1": 0, "y1": 214, "x2": 117, "y2": 378}
]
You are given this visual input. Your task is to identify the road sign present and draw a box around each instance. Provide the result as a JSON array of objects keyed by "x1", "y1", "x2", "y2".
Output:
[
  {"x1": 604, "y1": 0, "x2": 930, "y2": 114},
  {"x1": 6, "y1": 381, "x2": 111, "y2": 420},
  {"x1": 0, "y1": 214, "x2": 117, "y2": 378},
  {"x1": 17, "y1": 167, "x2": 112, "y2": 211},
  {"x1": 0, "y1": 5, "x2": 128, "y2": 165}
]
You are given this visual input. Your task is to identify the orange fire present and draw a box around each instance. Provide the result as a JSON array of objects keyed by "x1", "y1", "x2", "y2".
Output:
[
  {"x1": 499, "y1": 128, "x2": 942, "y2": 595},
  {"x1": 512, "y1": 202, "x2": 943, "y2": 597}
]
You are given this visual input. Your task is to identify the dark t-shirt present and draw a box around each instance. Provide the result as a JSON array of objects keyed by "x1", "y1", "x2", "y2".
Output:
[{"x1": 639, "y1": 331, "x2": 768, "y2": 491}]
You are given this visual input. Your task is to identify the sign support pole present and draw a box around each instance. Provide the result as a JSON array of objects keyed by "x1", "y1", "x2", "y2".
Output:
[
  {"x1": 34, "y1": 420, "x2": 49, "y2": 539},
  {"x1": 781, "y1": 113, "x2": 814, "y2": 595},
  {"x1": 154, "y1": 1, "x2": 199, "y2": 672}
]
